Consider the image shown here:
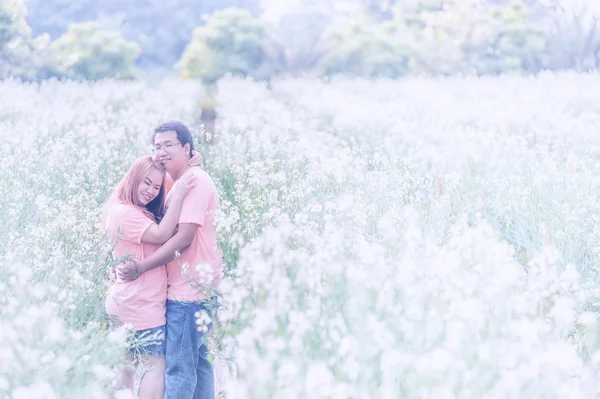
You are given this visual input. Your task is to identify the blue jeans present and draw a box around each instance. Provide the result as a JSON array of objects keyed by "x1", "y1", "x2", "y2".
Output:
[{"x1": 164, "y1": 297, "x2": 218, "y2": 399}]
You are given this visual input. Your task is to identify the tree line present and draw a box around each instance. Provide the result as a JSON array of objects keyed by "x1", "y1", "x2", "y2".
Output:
[{"x1": 1, "y1": 0, "x2": 599, "y2": 82}]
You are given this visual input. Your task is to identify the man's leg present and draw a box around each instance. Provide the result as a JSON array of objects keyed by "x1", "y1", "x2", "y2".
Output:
[
  {"x1": 164, "y1": 300, "x2": 199, "y2": 399},
  {"x1": 193, "y1": 298, "x2": 218, "y2": 399},
  {"x1": 193, "y1": 341, "x2": 215, "y2": 399}
]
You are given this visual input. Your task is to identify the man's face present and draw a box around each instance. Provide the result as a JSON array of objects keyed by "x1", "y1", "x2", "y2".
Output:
[{"x1": 153, "y1": 130, "x2": 189, "y2": 174}]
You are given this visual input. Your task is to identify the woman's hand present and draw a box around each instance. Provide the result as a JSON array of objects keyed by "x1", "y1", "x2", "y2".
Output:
[
  {"x1": 171, "y1": 172, "x2": 197, "y2": 200},
  {"x1": 188, "y1": 150, "x2": 204, "y2": 168}
]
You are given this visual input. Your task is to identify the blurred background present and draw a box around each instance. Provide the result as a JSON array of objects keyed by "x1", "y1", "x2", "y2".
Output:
[{"x1": 1, "y1": 0, "x2": 599, "y2": 85}]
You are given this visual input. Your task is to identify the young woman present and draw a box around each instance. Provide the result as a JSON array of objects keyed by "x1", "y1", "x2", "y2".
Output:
[{"x1": 101, "y1": 155, "x2": 197, "y2": 399}]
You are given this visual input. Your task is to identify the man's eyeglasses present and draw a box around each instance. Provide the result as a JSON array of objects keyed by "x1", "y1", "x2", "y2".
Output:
[{"x1": 152, "y1": 141, "x2": 181, "y2": 153}]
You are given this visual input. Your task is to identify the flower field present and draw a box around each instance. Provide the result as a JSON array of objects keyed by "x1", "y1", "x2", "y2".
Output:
[{"x1": 2, "y1": 73, "x2": 600, "y2": 398}]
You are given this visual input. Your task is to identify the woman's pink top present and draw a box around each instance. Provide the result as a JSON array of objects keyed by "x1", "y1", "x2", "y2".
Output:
[{"x1": 104, "y1": 203, "x2": 167, "y2": 331}]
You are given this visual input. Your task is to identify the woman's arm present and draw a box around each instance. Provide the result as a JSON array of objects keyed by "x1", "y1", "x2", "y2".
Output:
[
  {"x1": 117, "y1": 223, "x2": 198, "y2": 281},
  {"x1": 140, "y1": 173, "x2": 196, "y2": 244}
]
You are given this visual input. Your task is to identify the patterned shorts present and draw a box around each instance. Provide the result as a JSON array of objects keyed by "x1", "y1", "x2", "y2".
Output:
[{"x1": 127, "y1": 324, "x2": 166, "y2": 357}]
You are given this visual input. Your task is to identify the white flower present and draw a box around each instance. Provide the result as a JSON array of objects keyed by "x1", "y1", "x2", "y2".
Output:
[
  {"x1": 107, "y1": 326, "x2": 129, "y2": 345},
  {"x1": 305, "y1": 363, "x2": 334, "y2": 397},
  {"x1": 578, "y1": 312, "x2": 597, "y2": 326},
  {"x1": 551, "y1": 297, "x2": 577, "y2": 329},
  {"x1": 46, "y1": 318, "x2": 65, "y2": 342},
  {"x1": 12, "y1": 382, "x2": 56, "y2": 399},
  {"x1": 195, "y1": 309, "x2": 213, "y2": 333},
  {"x1": 114, "y1": 389, "x2": 136, "y2": 399},
  {"x1": 0, "y1": 377, "x2": 8, "y2": 391}
]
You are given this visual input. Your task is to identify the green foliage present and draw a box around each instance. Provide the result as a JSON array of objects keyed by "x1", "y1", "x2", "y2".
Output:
[
  {"x1": 293, "y1": 0, "x2": 549, "y2": 78},
  {"x1": 461, "y1": 2, "x2": 548, "y2": 74},
  {"x1": 0, "y1": 0, "x2": 30, "y2": 41},
  {"x1": 318, "y1": 21, "x2": 411, "y2": 78},
  {"x1": 382, "y1": 0, "x2": 548, "y2": 76},
  {"x1": 0, "y1": 0, "x2": 595, "y2": 81},
  {"x1": 0, "y1": 0, "x2": 45, "y2": 80},
  {"x1": 262, "y1": 2, "x2": 339, "y2": 76},
  {"x1": 360, "y1": 0, "x2": 401, "y2": 21},
  {"x1": 176, "y1": 7, "x2": 270, "y2": 85},
  {"x1": 48, "y1": 21, "x2": 140, "y2": 80},
  {"x1": 25, "y1": 0, "x2": 261, "y2": 69},
  {"x1": 537, "y1": 0, "x2": 600, "y2": 71}
]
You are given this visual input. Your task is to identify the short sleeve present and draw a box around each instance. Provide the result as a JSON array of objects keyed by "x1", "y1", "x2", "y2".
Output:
[
  {"x1": 177, "y1": 174, "x2": 214, "y2": 227},
  {"x1": 107, "y1": 205, "x2": 155, "y2": 244}
]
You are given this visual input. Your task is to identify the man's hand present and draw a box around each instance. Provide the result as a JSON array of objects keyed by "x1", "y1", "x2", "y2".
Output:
[
  {"x1": 117, "y1": 260, "x2": 140, "y2": 282},
  {"x1": 188, "y1": 150, "x2": 204, "y2": 168}
]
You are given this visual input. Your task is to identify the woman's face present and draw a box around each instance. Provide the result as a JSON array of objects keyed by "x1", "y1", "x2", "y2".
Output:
[{"x1": 136, "y1": 167, "x2": 163, "y2": 206}]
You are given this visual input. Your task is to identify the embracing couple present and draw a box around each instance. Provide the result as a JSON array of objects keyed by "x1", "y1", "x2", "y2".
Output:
[{"x1": 101, "y1": 121, "x2": 222, "y2": 399}]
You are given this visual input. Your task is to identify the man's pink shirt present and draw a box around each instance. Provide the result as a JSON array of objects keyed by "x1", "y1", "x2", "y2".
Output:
[{"x1": 165, "y1": 168, "x2": 223, "y2": 302}]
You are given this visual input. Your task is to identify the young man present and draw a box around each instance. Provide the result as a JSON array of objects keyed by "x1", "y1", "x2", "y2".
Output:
[{"x1": 118, "y1": 120, "x2": 223, "y2": 399}]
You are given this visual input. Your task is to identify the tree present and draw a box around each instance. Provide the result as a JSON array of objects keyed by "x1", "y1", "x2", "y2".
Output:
[
  {"x1": 48, "y1": 21, "x2": 140, "y2": 80},
  {"x1": 0, "y1": 0, "x2": 26, "y2": 79},
  {"x1": 464, "y1": 1, "x2": 548, "y2": 74},
  {"x1": 392, "y1": 0, "x2": 547, "y2": 75},
  {"x1": 176, "y1": 8, "x2": 270, "y2": 85},
  {"x1": 260, "y1": 1, "x2": 340, "y2": 76},
  {"x1": 318, "y1": 20, "x2": 412, "y2": 78},
  {"x1": 360, "y1": 0, "x2": 402, "y2": 21},
  {"x1": 25, "y1": 0, "x2": 260, "y2": 69},
  {"x1": 0, "y1": 0, "x2": 54, "y2": 80},
  {"x1": 536, "y1": 0, "x2": 600, "y2": 71}
]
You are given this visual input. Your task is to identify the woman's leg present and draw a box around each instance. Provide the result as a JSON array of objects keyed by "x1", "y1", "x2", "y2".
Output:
[
  {"x1": 138, "y1": 355, "x2": 166, "y2": 399},
  {"x1": 122, "y1": 370, "x2": 135, "y2": 391},
  {"x1": 121, "y1": 354, "x2": 137, "y2": 391}
]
